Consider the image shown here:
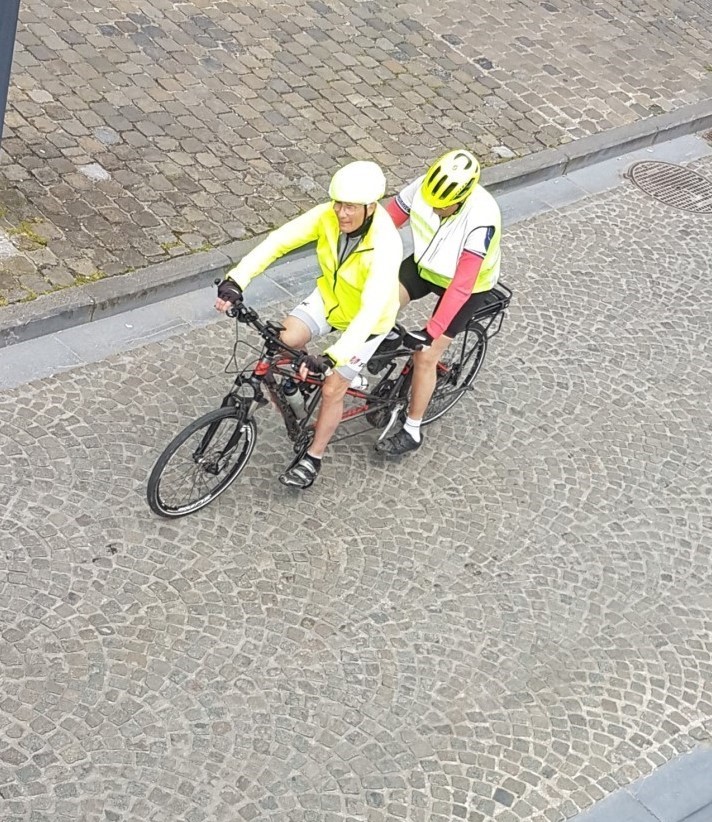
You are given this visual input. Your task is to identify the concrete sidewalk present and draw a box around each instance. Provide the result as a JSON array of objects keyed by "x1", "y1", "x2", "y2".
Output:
[
  {"x1": 1, "y1": 0, "x2": 711, "y2": 306},
  {"x1": 570, "y1": 747, "x2": 712, "y2": 822}
]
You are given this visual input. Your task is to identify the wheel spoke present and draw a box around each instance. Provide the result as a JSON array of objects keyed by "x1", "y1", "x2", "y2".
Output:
[
  {"x1": 422, "y1": 331, "x2": 486, "y2": 425},
  {"x1": 165, "y1": 460, "x2": 205, "y2": 486},
  {"x1": 175, "y1": 461, "x2": 210, "y2": 507}
]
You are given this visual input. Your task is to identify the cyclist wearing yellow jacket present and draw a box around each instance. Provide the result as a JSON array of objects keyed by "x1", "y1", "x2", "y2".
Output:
[{"x1": 215, "y1": 161, "x2": 402, "y2": 489}]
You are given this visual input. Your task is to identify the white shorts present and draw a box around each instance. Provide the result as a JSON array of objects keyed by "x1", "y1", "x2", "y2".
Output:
[{"x1": 289, "y1": 289, "x2": 387, "y2": 381}]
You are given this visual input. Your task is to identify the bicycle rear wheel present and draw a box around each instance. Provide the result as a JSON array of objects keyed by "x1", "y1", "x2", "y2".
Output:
[
  {"x1": 147, "y1": 406, "x2": 257, "y2": 518},
  {"x1": 422, "y1": 324, "x2": 487, "y2": 425}
]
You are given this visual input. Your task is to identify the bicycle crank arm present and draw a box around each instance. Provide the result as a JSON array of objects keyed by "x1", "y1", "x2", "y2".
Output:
[{"x1": 377, "y1": 405, "x2": 404, "y2": 442}]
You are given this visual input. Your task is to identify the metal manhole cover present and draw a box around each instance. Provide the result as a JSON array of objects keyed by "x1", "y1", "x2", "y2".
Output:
[{"x1": 627, "y1": 161, "x2": 712, "y2": 214}]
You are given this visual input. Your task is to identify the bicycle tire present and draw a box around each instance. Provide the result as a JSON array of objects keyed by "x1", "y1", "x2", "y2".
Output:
[
  {"x1": 422, "y1": 325, "x2": 488, "y2": 425},
  {"x1": 147, "y1": 407, "x2": 257, "y2": 518}
]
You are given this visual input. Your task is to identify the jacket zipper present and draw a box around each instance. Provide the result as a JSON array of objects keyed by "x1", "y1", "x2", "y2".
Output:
[{"x1": 326, "y1": 247, "x2": 372, "y2": 322}]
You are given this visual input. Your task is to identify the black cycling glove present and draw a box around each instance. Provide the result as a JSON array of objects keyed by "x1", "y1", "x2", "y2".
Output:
[
  {"x1": 402, "y1": 328, "x2": 434, "y2": 351},
  {"x1": 299, "y1": 353, "x2": 335, "y2": 374},
  {"x1": 217, "y1": 279, "x2": 243, "y2": 304}
]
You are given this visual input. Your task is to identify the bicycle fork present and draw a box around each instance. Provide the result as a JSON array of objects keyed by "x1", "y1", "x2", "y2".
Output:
[
  {"x1": 193, "y1": 379, "x2": 261, "y2": 469},
  {"x1": 194, "y1": 412, "x2": 247, "y2": 473}
]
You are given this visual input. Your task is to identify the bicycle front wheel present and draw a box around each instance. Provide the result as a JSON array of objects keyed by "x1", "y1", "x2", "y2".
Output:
[
  {"x1": 423, "y1": 325, "x2": 488, "y2": 425},
  {"x1": 147, "y1": 407, "x2": 257, "y2": 518}
]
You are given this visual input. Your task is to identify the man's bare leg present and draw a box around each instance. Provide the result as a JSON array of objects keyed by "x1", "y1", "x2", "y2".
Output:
[
  {"x1": 280, "y1": 315, "x2": 311, "y2": 349},
  {"x1": 375, "y1": 334, "x2": 453, "y2": 456},
  {"x1": 408, "y1": 334, "x2": 453, "y2": 420},
  {"x1": 308, "y1": 372, "x2": 350, "y2": 458},
  {"x1": 278, "y1": 318, "x2": 353, "y2": 486}
]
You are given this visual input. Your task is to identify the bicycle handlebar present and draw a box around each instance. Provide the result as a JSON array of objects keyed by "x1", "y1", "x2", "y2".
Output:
[
  {"x1": 226, "y1": 300, "x2": 306, "y2": 361},
  {"x1": 224, "y1": 300, "x2": 417, "y2": 370}
]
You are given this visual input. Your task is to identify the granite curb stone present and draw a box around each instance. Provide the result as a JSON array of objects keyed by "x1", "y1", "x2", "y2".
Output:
[
  {"x1": 569, "y1": 747, "x2": 712, "y2": 822},
  {"x1": 1, "y1": 100, "x2": 711, "y2": 349}
]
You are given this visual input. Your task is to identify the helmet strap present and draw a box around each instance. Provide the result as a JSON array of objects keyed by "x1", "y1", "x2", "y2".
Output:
[{"x1": 346, "y1": 211, "x2": 374, "y2": 238}]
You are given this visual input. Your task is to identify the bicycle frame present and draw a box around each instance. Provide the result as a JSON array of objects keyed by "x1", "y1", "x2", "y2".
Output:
[
  {"x1": 148, "y1": 284, "x2": 513, "y2": 516},
  {"x1": 235, "y1": 356, "x2": 412, "y2": 442},
  {"x1": 217, "y1": 286, "x2": 511, "y2": 449},
  {"x1": 218, "y1": 303, "x2": 415, "y2": 448}
]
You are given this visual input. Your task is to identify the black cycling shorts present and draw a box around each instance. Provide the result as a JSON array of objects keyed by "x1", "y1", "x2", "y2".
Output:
[{"x1": 399, "y1": 255, "x2": 492, "y2": 338}]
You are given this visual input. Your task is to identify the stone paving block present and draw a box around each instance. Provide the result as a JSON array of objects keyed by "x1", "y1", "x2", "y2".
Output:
[
  {"x1": 0, "y1": 334, "x2": 82, "y2": 389},
  {"x1": 496, "y1": 187, "x2": 550, "y2": 225},
  {"x1": 1, "y1": 0, "x2": 712, "y2": 308},
  {"x1": 679, "y1": 805, "x2": 712, "y2": 822},
  {"x1": 0, "y1": 284, "x2": 95, "y2": 347},
  {"x1": 56, "y1": 311, "x2": 191, "y2": 362},
  {"x1": 2, "y1": 152, "x2": 712, "y2": 820},
  {"x1": 535, "y1": 177, "x2": 590, "y2": 211},
  {"x1": 571, "y1": 792, "x2": 660, "y2": 821}
]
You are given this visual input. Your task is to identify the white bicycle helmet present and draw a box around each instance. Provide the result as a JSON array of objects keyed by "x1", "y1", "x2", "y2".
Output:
[{"x1": 329, "y1": 161, "x2": 386, "y2": 204}]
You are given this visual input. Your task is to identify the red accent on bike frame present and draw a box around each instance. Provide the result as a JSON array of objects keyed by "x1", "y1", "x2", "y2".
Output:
[
  {"x1": 254, "y1": 360, "x2": 270, "y2": 376},
  {"x1": 341, "y1": 403, "x2": 370, "y2": 421}
]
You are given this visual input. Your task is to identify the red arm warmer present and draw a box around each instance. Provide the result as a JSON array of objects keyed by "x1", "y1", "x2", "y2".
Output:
[
  {"x1": 426, "y1": 250, "x2": 483, "y2": 338},
  {"x1": 385, "y1": 197, "x2": 409, "y2": 228}
]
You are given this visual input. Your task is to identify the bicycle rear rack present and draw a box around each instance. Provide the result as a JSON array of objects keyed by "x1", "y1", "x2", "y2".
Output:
[{"x1": 467, "y1": 281, "x2": 512, "y2": 340}]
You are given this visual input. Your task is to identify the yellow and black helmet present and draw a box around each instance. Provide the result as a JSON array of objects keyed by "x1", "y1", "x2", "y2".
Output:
[{"x1": 421, "y1": 149, "x2": 481, "y2": 208}]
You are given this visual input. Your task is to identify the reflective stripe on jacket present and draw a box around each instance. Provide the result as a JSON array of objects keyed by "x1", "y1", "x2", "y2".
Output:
[{"x1": 227, "y1": 203, "x2": 402, "y2": 367}]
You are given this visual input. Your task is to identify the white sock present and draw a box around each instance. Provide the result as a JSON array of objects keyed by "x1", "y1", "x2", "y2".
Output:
[{"x1": 404, "y1": 416, "x2": 422, "y2": 442}]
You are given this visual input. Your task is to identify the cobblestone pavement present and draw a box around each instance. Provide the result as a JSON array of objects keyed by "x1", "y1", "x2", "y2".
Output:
[
  {"x1": 1, "y1": 0, "x2": 712, "y2": 305},
  {"x1": 1, "y1": 156, "x2": 712, "y2": 822}
]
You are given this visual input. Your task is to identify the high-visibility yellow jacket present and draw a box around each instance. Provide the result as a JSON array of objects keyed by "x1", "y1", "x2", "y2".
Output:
[{"x1": 227, "y1": 203, "x2": 402, "y2": 366}]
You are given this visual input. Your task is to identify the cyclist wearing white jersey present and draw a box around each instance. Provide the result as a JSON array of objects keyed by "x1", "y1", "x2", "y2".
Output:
[{"x1": 372, "y1": 149, "x2": 502, "y2": 456}]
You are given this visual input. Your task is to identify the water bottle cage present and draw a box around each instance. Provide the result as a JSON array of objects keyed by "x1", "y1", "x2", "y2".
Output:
[{"x1": 299, "y1": 381, "x2": 319, "y2": 396}]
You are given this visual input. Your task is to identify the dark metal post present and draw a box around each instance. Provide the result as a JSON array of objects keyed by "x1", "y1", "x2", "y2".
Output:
[{"x1": 0, "y1": 0, "x2": 21, "y2": 148}]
